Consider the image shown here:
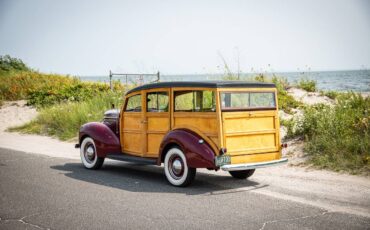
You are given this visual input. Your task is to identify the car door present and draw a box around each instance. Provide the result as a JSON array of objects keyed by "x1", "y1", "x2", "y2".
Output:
[
  {"x1": 143, "y1": 89, "x2": 170, "y2": 158},
  {"x1": 121, "y1": 92, "x2": 145, "y2": 156}
]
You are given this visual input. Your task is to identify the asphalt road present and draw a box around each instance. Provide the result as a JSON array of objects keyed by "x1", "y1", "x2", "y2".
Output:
[{"x1": 0, "y1": 148, "x2": 369, "y2": 230}]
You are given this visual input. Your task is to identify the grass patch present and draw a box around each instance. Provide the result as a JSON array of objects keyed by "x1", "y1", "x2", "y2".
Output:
[
  {"x1": 0, "y1": 71, "x2": 124, "y2": 107},
  {"x1": 290, "y1": 93, "x2": 370, "y2": 174},
  {"x1": 0, "y1": 55, "x2": 126, "y2": 107},
  {"x1": 296, "y1": 78, "x2": 316, "y2": 92},
  {"x1": 9, "y1": 92, "x2": 124, "y2": 140},
  {"x1": 320, "y1": 90, "x2": 341, "y2": 100}
]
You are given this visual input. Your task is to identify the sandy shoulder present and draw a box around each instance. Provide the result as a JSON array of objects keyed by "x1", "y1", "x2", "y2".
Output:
[
  {"x1": 287, "y1": 87, "x2": 334, "y2": 105},
  {"x1": 0, "y1": 101, "x2": 79, "y2": 159}
]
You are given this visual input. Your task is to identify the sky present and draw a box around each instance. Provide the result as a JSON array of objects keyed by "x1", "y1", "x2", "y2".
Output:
[{"x1": 0, "y1": 0, "x2": 370, "y2": 76}]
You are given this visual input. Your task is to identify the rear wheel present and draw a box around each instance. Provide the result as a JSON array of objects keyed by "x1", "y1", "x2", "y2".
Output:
[
  {"x1": 164, "y1": 147, "x2": 196, "y2": 187},
  {"x1": 80, "y1": 137, "x2": 105, "y2": 169},
  {"x1": 229, "y1": 169, "x2": 255, "y2": 179}
]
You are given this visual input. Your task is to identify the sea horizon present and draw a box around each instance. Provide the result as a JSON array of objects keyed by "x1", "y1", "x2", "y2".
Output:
[{"x1": 79, "y1": 69, "x2": 370, "y2": 92}]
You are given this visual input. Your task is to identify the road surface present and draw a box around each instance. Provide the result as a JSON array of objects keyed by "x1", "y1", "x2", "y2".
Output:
[{"x1": 0, "y1": 148, "x2": 369, "y2": 230}]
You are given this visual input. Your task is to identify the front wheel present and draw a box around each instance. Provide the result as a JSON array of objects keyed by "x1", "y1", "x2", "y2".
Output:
[
  {"x1": 164, "y1": 147, "x2": 196, "y2": 187},
  {"x1": 229, "y1": 169, "x2": 255, "y2": 179},
  {"x1": 80, "y1": 137, "x2": 105, "y2": 169}
]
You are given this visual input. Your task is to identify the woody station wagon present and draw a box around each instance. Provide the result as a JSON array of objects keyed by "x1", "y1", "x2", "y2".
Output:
[{"x1": 76, "y1": 81, "x2": 288, "y2": 186}]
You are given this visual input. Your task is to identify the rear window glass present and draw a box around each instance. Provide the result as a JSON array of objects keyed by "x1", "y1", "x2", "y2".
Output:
[
  {"x1": 174, "y1": 90, "x2": 216, "y2": 112},
  {"x1": 221, "y1": 92, "x2": 276, "y2": 111}
]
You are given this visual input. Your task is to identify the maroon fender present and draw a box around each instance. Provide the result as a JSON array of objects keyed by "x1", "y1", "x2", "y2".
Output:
[
  {"x1": 79, "y1": 122, "x2": 121, "y2": 158},
  {"x1": 158, "y1": 129, "x2": 216, "y2": 169}
]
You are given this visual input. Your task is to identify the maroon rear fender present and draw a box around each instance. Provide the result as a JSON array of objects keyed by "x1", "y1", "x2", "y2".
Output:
[
  {"x1": 158, "y1": 129, "x2": 216, "y2": 169},
  {"x1": 79, "y1": 122, "x2": 121, "y2": 158}
]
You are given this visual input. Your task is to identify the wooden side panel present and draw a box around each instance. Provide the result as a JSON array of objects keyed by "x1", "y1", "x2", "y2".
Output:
[
  {"x1": 146, "y1": 114, "x2": 170, "y2": 157},
  {"x1": 121, "y1": 112, "x2": 143, "y2": 156},
  {"x1": 173, "y1": 112, "x2": 219, "y2": 149}
]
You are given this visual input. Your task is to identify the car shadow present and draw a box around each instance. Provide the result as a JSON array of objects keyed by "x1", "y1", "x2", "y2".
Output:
[{"x1": 50, "y1": 161, "x2": 267, "y2": 195}]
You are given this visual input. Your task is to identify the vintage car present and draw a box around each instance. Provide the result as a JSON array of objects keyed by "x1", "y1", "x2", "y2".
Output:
[{"x1": 76, "y1": 81, "x2": 287, "y2": 186}]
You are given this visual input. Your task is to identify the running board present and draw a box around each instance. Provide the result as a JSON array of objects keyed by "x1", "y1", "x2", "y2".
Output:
[{"x1": 106, "y1": 153, "x2": 157, "y2": 165}]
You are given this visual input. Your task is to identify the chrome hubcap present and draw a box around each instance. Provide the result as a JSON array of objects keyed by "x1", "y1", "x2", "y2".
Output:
[
  {"x1": 85, "y1": 144, "x2": 96, "y2": 163},
  {"x1": 168, "y1": 155, "x2": 184, "y2": 179},
  {"x1": 172, "y1": 159, "x2": 183, "y2": 174}
]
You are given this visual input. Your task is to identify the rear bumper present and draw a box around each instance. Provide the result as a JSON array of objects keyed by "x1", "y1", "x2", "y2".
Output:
[{"x1": 220, "y1": 158, "x2": 288, "y2": 171}]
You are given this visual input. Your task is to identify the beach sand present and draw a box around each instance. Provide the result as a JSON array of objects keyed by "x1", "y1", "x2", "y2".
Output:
[{"x1": 0, "y1": 100, "x2": 79, "y2": 159}]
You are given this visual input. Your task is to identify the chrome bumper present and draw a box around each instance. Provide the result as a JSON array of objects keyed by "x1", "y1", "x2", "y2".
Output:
[{"x1": 220, "y1": 158, "x2": 288, "y2": 171}]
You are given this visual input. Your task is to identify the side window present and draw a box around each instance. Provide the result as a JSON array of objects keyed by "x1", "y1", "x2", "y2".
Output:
[
  {"x1": 174, "y1": 90, "x2": 215, "y2": 112},
  {"x1": 147, "y1": 92, "x2": 169, "y2": 112},
  {"x1": 125, "y1": 94, "x2": 142, "y2": 112}
]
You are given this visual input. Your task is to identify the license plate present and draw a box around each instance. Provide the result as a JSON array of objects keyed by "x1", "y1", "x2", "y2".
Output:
[{"x1": 215, "y1": 155, "x2": 231, "y2": 167}]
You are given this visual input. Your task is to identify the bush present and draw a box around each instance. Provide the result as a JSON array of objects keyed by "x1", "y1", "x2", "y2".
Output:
[
  {"x1": 0, "y1": 71, "x2": 125, "y2": 107},
  {"x1": 0, "y1": 55, "x2": 30, "y2": 73},
  {"x1": 9, "y1": 92, "x2": 124, "y2": 140},
  {"x1": 293, "y1": 93, "x2": 370, "y2": 174},
  {"x1": 297, "y1": 79, "x2": 316, "y2": 92}
]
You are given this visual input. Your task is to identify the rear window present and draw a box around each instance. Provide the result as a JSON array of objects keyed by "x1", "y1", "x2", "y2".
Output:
[{"x1": 221, "y1": 92, "x2": 276, "y2": 111}]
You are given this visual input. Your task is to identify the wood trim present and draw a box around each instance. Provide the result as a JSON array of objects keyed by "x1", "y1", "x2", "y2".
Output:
[
  {"x1": 147, "y1": 130, "x2": 167, "y2": 134},
  {"x1": 122, "y1": 129, "x2": 142, "y2": 134},
  {"x1": 228, "y1": 147, "x2": 279, "y2": 155},
  {"x1": 173, "y1": 112, "x2": 217, "y2": 118},
  {"x1": 146, "y1": 112, "x2": 170, "y2": 117},
  {"x1": 225, "y1": 129, "x2": 277, "y2": 136}
]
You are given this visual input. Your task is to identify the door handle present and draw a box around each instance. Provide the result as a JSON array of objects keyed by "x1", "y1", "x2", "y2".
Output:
[{"x1": 141, "y1": 120, "x2": 148, "y2": 124}]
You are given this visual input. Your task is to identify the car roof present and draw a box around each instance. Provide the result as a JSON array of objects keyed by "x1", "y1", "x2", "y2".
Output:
[{"x1": 125, "y1": 81, "x2": 276, "y2": 95}]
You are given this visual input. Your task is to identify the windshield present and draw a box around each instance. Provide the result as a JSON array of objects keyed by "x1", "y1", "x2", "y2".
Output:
[{"x1": 220, "y1": 92, "x2": 276, "y2": 111}]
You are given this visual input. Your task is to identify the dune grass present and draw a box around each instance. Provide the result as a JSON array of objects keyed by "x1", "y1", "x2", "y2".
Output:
[
  {"x1": 296, "y1": 78, "x2": 316, "y2": 92},
  {"x1": 0, "y1": 70, "x2": 125, "y2": 107},
  {"x1": 289, "y1": 93, "x2": 370, "y2": 174},
  {"x1": 9, "y1": 92, "x2": 124, "y2": 140}
]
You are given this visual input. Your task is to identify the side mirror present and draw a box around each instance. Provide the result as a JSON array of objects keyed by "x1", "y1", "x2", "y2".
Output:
[{"x1": 111, "y1": 103, "x2": 115, "y2": 109}]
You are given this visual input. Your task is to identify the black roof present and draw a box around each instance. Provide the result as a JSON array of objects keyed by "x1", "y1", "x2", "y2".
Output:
[{"x1": 126, "y1": 81, "x2": 276, "y2": 95}]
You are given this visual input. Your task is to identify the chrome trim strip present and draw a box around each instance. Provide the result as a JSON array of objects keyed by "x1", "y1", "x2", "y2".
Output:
[{"x1": 220, "y1": 158, "x2": 288, "y2": 171}]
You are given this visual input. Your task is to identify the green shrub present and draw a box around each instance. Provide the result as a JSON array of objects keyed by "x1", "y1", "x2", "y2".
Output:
[
  {"x1": 0, "y1": 70, "x2": 125, "y2": 107},
  {"x1": 280, "y1": 118, "x2": 297, "y2": 139},
  {"x1": 297, "y1": 79, "x2": 316, "y2": 92},
  {"x1": 9, "y1": 92, "x2": 124, "y2": 140},
  {"x1": 293, "y1": 93, "x2": 370, "y2": 174},
  {"x1": 0, "y1": 55, "x2": 30, "y2": 73}
]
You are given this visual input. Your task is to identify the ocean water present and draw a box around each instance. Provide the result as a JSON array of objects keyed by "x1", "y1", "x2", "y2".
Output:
[{"x1": 79, "y1": 70, "x2": 370, "y2": 92}]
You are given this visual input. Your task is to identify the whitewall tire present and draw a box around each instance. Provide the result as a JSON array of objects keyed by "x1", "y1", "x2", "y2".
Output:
[
  {"x1": 80, "y1": 137, "x2": 104, "y2": 169},
  {"x1": 164, "y1": 147, "x2": 196, "y2": 187}
]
